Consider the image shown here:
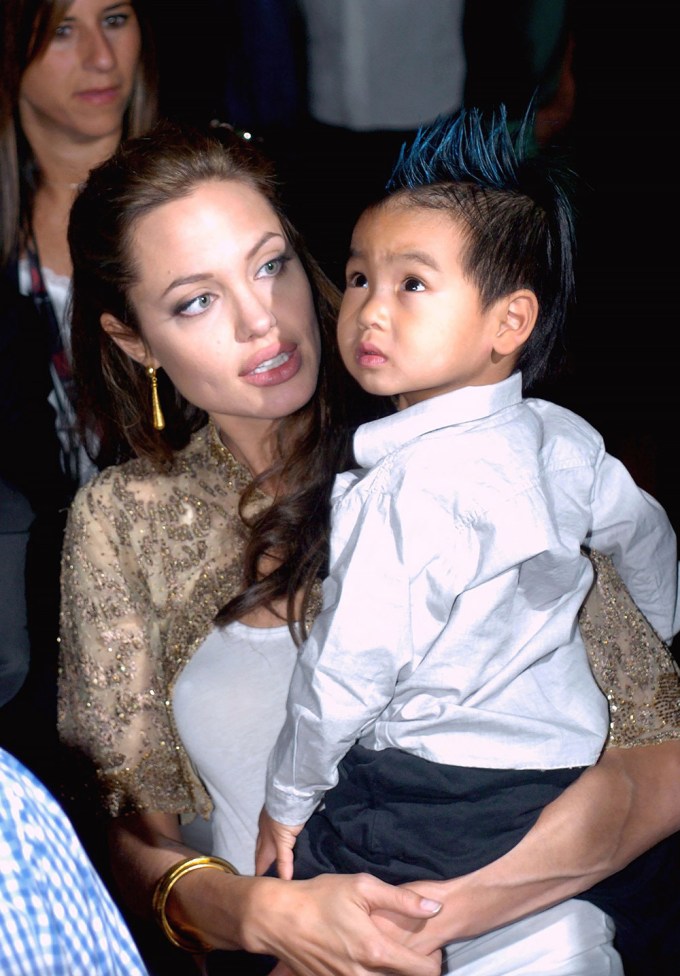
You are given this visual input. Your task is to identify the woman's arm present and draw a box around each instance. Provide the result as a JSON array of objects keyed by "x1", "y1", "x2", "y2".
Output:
[
  {"x1": 371, "y1": 739, "x2": 680, "y2": 953},
  {"x1": 58, "y1": 481, "x2": 210, "y2": 817},
  {"x1": 375, "y1": 552, "x2": 680, "y2": 951},
  {"x1": 109, "y1": 812, "x2": 444, "y2": 976}
]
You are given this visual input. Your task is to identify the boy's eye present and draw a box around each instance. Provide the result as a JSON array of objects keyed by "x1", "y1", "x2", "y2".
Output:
[
  {"x1": 403, "y1": 277, "x2": 425, "y2": 292},
  {"x1": 347, "y1": 271, "x2": 368, "y2": 288}
]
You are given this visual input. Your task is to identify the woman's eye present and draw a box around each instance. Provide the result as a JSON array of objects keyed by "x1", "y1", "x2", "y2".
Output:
[
  {"x1": 347, "y1": 271, "x2": 368, "y2": 289},
  {"x1": 54, "y1": 22, "x2": 72, "y2": 38},
  {"x1": 103, "y1": 13, "x2": 130, "y2": 28},
  {"x1": 176, "y1": 293, "x2": 214, "y2": 317},
  {"x1": 403, "y1": 277, "x2": 425, "y2": 292},
  {"x1": 256, "y1": 254, "x2": 288, "y2": 278}
]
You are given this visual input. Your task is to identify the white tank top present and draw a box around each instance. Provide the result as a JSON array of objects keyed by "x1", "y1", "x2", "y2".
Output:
[{"x1": 173, "y1": 621, "x2": 297, "y2": 874}]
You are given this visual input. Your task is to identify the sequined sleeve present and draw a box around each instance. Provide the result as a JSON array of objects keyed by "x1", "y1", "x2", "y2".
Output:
[
  {"x1": 58, "y1": 427, "x2": 255, "y2": 819},
  {"x1": 580, "y1": 549, "x2": 680, "y2": 748}
]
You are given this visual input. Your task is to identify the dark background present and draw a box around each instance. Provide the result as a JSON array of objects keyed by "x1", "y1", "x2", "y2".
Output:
[{"x1": 149, "y1": 0, "x2": 678, "y2": 536}]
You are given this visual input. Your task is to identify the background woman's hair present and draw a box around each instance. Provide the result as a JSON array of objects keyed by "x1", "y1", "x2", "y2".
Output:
[
  {"x1": 68, "y1": 119, "x2": 384, "y2": 639},
  {"x1": 0, "y1": 0, "x2": 158, "y2": 268}
]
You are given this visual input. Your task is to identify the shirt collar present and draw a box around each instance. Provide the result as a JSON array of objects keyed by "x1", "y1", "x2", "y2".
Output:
[{"x1": 354, "y1": 372, "x2": 523, "y2": 467}]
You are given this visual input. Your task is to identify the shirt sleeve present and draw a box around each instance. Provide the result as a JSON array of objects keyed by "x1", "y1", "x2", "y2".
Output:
[
  {"x1": 0, "y1": 750, "x2": 150, "y2": 976},
  {"x1": 587, "y1": 452, "x2": 679, "y2": 643},
  {"x1": 58, "y1": 480, "x2": 197, "y2": 817},
  {"x1": 266, "y1": 484, "x2": 418, "y2": 823}
]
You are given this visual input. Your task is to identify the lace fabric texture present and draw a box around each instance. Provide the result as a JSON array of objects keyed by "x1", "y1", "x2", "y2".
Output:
[
  {"x1": 58, "y1": 425, "x2": 680, "y2": 819},
  {"x1": 580, "y1": 549, "x2": 680, "y2": 748},
  {"x1": 59, "y1": 425, "x2": 255, "y2": 817}
]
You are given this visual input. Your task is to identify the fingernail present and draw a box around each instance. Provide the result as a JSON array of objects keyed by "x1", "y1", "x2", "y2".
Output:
[{"x1": 421, "y1": 898, "x2": 442, "y2": 913}]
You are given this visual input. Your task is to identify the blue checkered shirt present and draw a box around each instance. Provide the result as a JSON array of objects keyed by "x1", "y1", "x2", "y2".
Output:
[{"x1": 0, "y1": 748, "x2": 149, "y2": 975}]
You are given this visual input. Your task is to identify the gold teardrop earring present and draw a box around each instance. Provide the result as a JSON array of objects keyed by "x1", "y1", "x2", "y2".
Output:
[{"x1": 147, "y1": 366, "x2": 165, "y2": 431}]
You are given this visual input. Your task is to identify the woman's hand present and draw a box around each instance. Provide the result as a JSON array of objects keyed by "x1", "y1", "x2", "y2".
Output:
[
  {"x1": 373, "y1": 741, "x2": 680, "y2": 955},
  {"x1": 232, "y1": 872, "x2": 443, "y2": 976},
  {"x1": 109, "y1": 813, "x2": 442, "y2": 976},
  {"x1": 110, "y1": 741, "x2": 680, "y2": 972}
]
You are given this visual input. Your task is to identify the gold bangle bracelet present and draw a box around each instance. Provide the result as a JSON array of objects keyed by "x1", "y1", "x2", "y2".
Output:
[{"x1": 151, "y1": 855, "x2": 240, "y2": 953}]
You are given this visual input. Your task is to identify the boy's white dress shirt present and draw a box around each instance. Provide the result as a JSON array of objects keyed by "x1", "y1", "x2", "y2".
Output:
[{"x1": 267, "y1": 373, "x2": 679, "y2": 824}]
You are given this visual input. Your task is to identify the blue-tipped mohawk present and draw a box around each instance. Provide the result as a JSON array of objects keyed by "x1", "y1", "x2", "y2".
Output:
[
  {"x1": 383, "y1": 103, "x2": 578, "y2": 392},
  {"x1": 387, "y1": 104, "x2": 533, "y2": 195}
]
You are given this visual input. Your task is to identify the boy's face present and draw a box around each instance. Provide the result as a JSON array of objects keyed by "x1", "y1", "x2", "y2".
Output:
[{"x1": 338, "y1": 200, "x2": 514, "y2": 410}]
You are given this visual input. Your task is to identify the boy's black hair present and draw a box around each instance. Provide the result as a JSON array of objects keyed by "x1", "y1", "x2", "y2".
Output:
[{"x1": 385, "y1": 105, "x2": 577, "y2": 390}]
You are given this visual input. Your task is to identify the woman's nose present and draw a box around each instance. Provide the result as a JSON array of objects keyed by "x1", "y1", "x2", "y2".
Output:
[
  {"x1": 81, "y1": 28, "x2": 116, "y2": 72},
  {"x1": 233, "y1": 291, "x2": 276, "y2": 341}
]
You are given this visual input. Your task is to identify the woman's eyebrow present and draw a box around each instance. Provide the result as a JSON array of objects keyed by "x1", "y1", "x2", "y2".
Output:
[{"x1": 161, "y1": 232, "x2": 286, "y2": 297}]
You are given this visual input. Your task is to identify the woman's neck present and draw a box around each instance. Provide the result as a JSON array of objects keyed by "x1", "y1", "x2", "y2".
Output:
[
  {"x1": 22, "y1": 106, "x2": 123, "y2": 190},
  {"x1": 24, "y1": 124, "x2": 122, "y2": 277},
  {"x1": 211, "y1": 415, "x2": 280, "y2": 485}
]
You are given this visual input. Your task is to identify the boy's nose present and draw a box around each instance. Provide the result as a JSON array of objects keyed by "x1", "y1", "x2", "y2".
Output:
[{"x1": 357, "y1": 293, "x2": 388, "y2": 331}]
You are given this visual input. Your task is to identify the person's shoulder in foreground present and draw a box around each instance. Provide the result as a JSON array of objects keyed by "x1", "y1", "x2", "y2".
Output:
[{"x1": 0, "y1": 747, "x2": 149, "y2": 976}]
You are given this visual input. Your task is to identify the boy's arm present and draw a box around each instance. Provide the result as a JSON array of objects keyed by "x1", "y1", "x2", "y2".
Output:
[
  {"x1": 265, "y1": 491, "x2": 419, "y2": 825},
  {"x1": 589, "y1": 451, "x2": 679, "y2": 641},
  {"x1": 255, "y1": 808, "x2": 304, "y2": 880}
]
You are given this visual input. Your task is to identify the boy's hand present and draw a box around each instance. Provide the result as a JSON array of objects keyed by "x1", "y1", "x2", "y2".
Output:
[{"x1": 255, "y1": 807, "x2": 304, "y2": 880}]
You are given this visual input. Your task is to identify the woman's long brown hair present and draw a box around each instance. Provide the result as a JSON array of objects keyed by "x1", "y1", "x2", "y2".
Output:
[{"x1": 68, "y1": 120, "x2": 387, "y2": 641}]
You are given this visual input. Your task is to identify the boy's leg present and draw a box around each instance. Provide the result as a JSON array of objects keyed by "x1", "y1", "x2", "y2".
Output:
[{"x1": 441, "y1": 900, "x2": 622, "y2": 976}]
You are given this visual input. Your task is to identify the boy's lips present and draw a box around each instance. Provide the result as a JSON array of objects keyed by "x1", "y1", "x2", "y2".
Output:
[
  {"x1": 356, "y1": 341, "x2": 387, "y2": 366},
  {"x1": 358, "y1": 341, "x2": 383, "y2": 356}
]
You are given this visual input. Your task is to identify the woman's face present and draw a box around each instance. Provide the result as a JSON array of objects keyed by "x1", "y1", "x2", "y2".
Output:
[
  {"x1": 107, "y1": 179, "x2": 321, "y2": 443},
  {"x1": 19, "y1": 0, "x2": 141, "y2": 141}
]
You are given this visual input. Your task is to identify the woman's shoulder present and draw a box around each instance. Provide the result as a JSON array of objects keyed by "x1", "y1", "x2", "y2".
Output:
[
  {"x1": 581, "y1": 549, "x2": 680, "y2": 748},
  {"x1": 67, "y1": 424, "x2": 254, "y2": 557},
  {"x1": 73, "y1": 425, "x2": 219, "y2": 509}
]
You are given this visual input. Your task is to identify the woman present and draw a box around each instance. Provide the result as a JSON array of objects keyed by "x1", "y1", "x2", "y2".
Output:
[
  {"x1": 58, "y1": 121, "x2": 680, "y2": 976},
  {"x1": 0, "y1": 0, "x2": 156, "y2": 754}
]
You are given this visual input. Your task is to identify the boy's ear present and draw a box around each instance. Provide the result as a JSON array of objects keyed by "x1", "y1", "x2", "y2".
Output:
[
  {"x1": 492, "y1": 291, "x2": 538, "y2": 356},
  {"x1": 100, "y1": 313, "x2": 154, "y2": 367}
]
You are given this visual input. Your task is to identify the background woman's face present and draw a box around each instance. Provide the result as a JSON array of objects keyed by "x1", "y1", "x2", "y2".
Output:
[
  {"x1": 114, "y1": 179, "x2": 321, "y2": 432},
  {"x1": 19, "y1": 0, "x2": 141, "y2": 141}
]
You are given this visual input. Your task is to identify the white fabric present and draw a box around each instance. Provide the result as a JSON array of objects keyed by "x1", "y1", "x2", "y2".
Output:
[
  {"x1": 18, "y1": 259, "x2": 71, "y2": 353},
  {"x1": 173, "y1": 623, "x2": 622, "y2": 974},
  {"x1": 17, "y1": 258, "x2": 97, "y2": 487},
  {"x1": 299, "y1": 0, "x2": 466, "y2": 130},
  {"x1": 266, "y1": 373, "x2": 679, "y2": 823},
  {"x1": 442, "y1": 899, "x2": 622, "y2": 975},
  {"x1": 173, "y1": 621, "x2": 297, "y2": 874}
]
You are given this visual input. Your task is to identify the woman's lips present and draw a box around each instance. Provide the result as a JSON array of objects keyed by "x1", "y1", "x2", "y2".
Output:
[
  {"x1": 241, "y1": 344, "x2": 301, "y2": 386},
  {"x1": 75, "y1": 87, "x2": 121, "y2": 105}
]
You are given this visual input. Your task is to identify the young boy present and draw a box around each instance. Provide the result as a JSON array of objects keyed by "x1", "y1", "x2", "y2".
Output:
[{"x1": 257, "y1": 107, "x2": 679, "y2": 973}]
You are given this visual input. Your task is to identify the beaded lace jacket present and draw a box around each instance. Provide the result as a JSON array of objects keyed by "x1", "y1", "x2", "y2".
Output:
[{"x1": 58, "y1": 424, "x2": 680, "y2": 819}]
